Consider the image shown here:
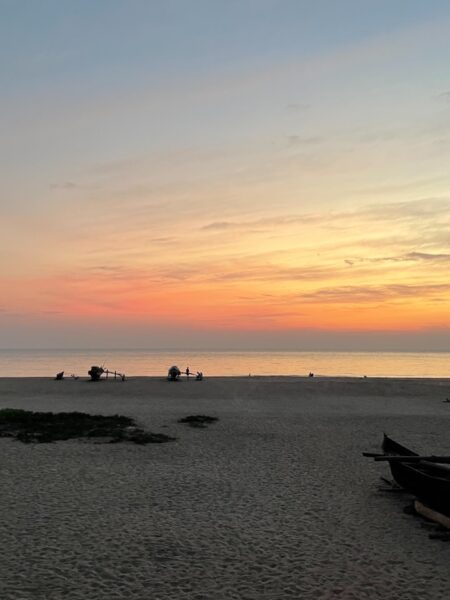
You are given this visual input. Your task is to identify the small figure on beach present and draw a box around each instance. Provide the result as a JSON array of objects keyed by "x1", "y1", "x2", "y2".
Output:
[
  {"x1": 196, "y1": 371, "x2": 203, "y2": 381},
  {"x1": 186, "y1": 366, "x2": 190, "y2": 379},
  {"x1": 309, "y1": 372, "x2": 314, "y2": 377}
]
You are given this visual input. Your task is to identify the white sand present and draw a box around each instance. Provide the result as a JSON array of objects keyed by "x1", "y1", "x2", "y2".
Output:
[{"x1": 1, "y1": 376, "x2": 450, "y2": 600}]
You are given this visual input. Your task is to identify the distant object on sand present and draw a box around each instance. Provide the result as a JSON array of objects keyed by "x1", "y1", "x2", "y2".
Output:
[
  {"x1": 88, "y1": 366, "x2": 104, "y2": 381},
  {"x1": 309, "y1": 372, "x2": 314, "y2": 377},
  {"x1": 54, "y1": 371, "x2": 79, "y2": 380},
  {"x1": 88, "y1": 366, "x2": 126, "y2": 381},
  {"x1": 167, "y1": 366, "x2": 203, "y2": 381},
  {"x1": 167, "y1": 365, "x2": 181, "y2": 381}
]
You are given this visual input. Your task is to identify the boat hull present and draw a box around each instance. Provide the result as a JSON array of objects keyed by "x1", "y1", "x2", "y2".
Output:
[
  {"x1": 382, "y1": 433, "x2": 417, "y2": 456},
  {"x1": 387, "y1": 455, "x2": 450, "y2": 516}
]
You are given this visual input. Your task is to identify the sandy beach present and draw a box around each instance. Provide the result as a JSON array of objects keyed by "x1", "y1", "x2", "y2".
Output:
[{"x1": 1, "y1": 376, "x2": 450, "y2": 600}]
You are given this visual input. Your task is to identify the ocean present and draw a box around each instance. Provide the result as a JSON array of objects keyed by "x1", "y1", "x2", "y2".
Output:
[{"x1": 0, "y1": 349, "x2": 448, "y2": 378}]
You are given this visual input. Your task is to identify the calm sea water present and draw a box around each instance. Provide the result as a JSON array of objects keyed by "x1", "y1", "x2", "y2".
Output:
[{"x1": 0, "y1": 349, "x2": 448, "y2": 378}]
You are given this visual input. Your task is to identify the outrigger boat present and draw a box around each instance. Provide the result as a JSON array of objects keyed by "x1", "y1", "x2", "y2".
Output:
[
  {"x1": 88, "y1": 366, "x2": 105, "y2": 381},
  {"x1": 167, "y1": 366, "x2": 181, "y2": 381},
  {"x1": 88, "y1": 366, "x2": 126, "y2": 381},
  {"x1": 365, "y1": 434, "x2": 450, "y2": 524}
]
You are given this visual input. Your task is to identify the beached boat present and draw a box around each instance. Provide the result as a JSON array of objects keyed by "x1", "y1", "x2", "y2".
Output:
[
  {"x1": 88, "y1": 366, "x2": 105, "y2": 381},
  {"x1": 87, "y1": 365, "x2": 125, "y2": 381},
  {"x1": 379, "y1": 434, "x2": 450, "y2": 517},
  {"x1": 382, "y1": 433, "x2": 417, "y2": 456},
  {"x1": 387, "y1": 459, "x2": 450, "y2": 515},
  {"x1": 167, "y1": 366, "x2": 181, "y2": 381}
]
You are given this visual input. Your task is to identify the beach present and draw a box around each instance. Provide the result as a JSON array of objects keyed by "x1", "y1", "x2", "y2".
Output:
[{"x1": 1, "y1": 376, "x2": 450, "y2": 600}]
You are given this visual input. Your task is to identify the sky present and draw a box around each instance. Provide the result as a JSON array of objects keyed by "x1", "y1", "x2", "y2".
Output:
[{"x1": 1, "y1": 0, "x2": 450, "y2": 350}]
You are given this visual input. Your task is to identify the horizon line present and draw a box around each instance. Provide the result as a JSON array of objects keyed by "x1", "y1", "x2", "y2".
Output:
[{"x1": 1, "y1": 348, "x2": 449, "y2": 353}]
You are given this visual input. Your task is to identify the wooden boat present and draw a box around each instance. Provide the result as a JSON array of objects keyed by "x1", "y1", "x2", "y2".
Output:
[
  {"x1": 167, "y1": 366, "x2": 181, "y2": 381},
  {"x1": 382, "y1": 433, "x2": 417, "y2": 456},
  {"x1": 380, "y1": 434, "x2": 450, "y2": 517},
  {"x1": 88, "y1": 366, "x2": 104, "y2": 381}
]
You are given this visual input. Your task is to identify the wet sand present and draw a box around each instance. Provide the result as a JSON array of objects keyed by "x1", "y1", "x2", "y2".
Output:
[{"x1": 1, "y1": 376, "x2": 450, "y2": 599}]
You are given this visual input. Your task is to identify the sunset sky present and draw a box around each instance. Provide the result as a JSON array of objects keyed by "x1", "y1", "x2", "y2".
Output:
[{"x1": 1, "y1": 1, "x2": 450, "y2": 350}]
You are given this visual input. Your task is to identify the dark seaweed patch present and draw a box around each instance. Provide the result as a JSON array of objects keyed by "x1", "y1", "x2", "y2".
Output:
[
  {"x1": 0, "y1": 409, "x2": 175, "y2": 444},
  {"x1": 178, "y1": 415, "x2": 218, "y2": 428}
]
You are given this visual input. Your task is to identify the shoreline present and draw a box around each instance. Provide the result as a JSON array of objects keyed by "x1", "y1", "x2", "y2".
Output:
[
  {"x1": 1, "y1": 350, "x2": 449, "y2": 380},
  {"x1": 1, "y1": 374, "x2": 449, "y2": 381}
]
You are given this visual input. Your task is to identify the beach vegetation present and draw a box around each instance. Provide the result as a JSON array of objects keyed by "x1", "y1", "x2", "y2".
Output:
[{"x1": 0, "y1": 408, "x2": 175, "y2": 444}]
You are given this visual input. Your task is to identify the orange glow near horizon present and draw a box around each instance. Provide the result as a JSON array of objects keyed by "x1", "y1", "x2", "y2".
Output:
[
  {"x1": 3, "y1": 194, "x2": 450, "y2": 341},
  {"x1": 3, "y1": 227, "x2": 449, "y2": 336}
]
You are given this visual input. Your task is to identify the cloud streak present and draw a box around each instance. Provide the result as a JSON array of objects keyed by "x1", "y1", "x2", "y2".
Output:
[{"x1": 300, "y1": 283, "x2": 450, "y2": 304}]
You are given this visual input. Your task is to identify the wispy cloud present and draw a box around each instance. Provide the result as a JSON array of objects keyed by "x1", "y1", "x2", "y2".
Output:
[
  {"x1": 200, "y1": 197, "x2": 450, "y2": 234},
  {"x1": 286, "y1": 135, "x2": 323, "y2": 146},
  {"x1": 50, "y1": 181, "x2": 78, "y2": 190},
  {"x1": 407, "y1": 251, "x2": 450, "y2": 261},
  {"x1": 436, "y1": 91, "x2": 450, "y2": 103},
  {"x1": 300, "y1": 283, "x2": 450, "y2": 304},
  {"x1": 286, "y1": 103, "x2": 310, "y2": 112},
  {"x1": 349, "y1": 251, "x2": 450, "y2": 265}
]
